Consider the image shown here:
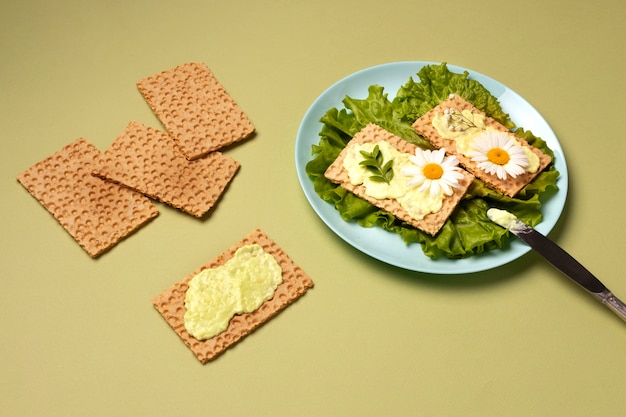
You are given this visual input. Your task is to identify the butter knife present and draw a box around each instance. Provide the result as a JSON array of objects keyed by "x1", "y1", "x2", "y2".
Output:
[{"x1": 487, "y1": 208, "x2": 626, "y2": 322}]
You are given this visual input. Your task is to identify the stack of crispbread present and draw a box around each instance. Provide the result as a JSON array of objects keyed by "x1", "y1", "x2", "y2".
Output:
[
  {"x1": 17, "y1": 62, "x2": 255, "y2": 256},
  {"x1": 324, "y1": 123, "x2": 475, "y2": 235},
  {"x1": 412, "y1": 94, "x2": 552, "y2": 197},
  {"x1": 152, "y1": 229, "x2": 314, "y2": 364}
]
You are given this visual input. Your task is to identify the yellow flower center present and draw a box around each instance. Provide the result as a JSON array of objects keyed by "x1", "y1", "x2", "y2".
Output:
[
  {"x1": 487, "y1": 148, "x2": 510, "y2": 165},
  {"x1": 423, "y1": 163, "x2": 444, "y2": 180}
]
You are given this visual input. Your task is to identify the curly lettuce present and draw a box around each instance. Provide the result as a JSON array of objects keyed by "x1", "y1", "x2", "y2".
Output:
[{"x1": 305, "y1": 63, "x2": 560, "y2": 259}]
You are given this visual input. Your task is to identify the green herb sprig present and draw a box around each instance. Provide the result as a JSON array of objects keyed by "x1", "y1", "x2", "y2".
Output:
[{"x1": 359, "y1": 145, "x2": 394, "y2": 184}]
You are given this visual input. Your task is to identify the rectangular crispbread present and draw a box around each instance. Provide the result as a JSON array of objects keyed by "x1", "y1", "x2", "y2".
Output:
[
  {"x1": 324, "y1": 123, "x2": 474, "y2": 235},
  {"x1": 152, "y1": 229, "x2": 314, "y2": 363},
  {"x1": 412, "y1": 94, "x2": 552, "y2": 197},
  {"x1": 16, "y1": 138, "x2": 159, "y2": 257},
  {"x1": 136, "y1": 62, "x2": 255, "y2": 160},
  {"x1": 93, "y1": 121, "x2": 239, "y2": 218}
]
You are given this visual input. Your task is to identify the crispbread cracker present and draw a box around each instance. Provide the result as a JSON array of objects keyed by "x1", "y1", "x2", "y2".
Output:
[
  {"x1": 137, "y1": 62, "x2": 255, "y2": 160},
  {"x1": 16, "y1": 138, "x2": 158, "y2": 257},
  {"x1": 93, "y1": 121, "x2": 239, "y2": 218},
  {"x1": 152, "y1": 229, "x2": 314, "y2": 364},
  {"x1": 324, "y1": 123, "x2": 474, "y2": 235},
  {"x1": 412, "y1": 94, "x2": 552, "y2": 197}
]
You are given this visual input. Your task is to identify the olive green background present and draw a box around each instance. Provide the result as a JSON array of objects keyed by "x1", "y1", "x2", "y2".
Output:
[{"x1": 1, "y1": 1, "x2": 625, "y2": 416}]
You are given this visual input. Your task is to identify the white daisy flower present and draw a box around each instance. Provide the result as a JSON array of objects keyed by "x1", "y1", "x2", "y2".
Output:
[
  {"x1": 401, "y1": 148, "x2": 465, "y2": 197},
  {"x1": 468, "y1": 130, "x2": 529, "y2": 180}
]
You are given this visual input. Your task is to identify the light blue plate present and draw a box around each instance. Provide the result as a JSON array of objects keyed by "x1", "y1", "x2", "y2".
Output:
[{"x1": 295, "y1": 62, "x2": 568, "y2": 274}]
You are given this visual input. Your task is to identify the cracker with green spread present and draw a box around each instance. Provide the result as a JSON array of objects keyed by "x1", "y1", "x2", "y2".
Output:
[{"x1": 152, "y1": 229, "x2": 314, "y2": 363}]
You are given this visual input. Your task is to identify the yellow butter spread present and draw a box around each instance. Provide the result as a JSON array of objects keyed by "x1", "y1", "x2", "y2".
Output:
[
  {"x1": 183, "y1": 244, "x2": 282, "y2": 340},
  {"x1": 432, "y1": 110, "x2": 487, "y2": 155},
  {"x1": 342, "y1": 140, "x2": 444, "y2": 220}
]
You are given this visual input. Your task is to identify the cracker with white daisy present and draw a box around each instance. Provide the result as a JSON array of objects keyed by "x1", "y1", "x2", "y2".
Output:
[
  {"x1": 324, "y1": 123, "x2": 474, "y2": 235},
  {"x1": 413, "y1": 94, "x2": 552, "y2": 197}
]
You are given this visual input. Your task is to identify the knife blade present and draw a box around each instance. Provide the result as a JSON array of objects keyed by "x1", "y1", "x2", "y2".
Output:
[{"x1": 487, "y1": 208, "x2": 626, "y2": 323}]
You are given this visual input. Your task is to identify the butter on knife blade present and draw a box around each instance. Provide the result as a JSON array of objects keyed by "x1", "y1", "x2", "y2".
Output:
[{"x1": 487, "y1": 208, "x2": 626, "y2": 323}]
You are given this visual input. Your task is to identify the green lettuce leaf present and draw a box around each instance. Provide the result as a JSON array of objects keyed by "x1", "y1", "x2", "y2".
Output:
[{"x1": 304, "y1": 63, "x2": 560, "y2": 259}]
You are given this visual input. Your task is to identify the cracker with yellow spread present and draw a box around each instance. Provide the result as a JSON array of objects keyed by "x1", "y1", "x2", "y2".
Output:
[
  {"x1": 152, "y1": 229, "x2": 314, "y2": 364},
  {"x1": 412, "y1": 94, "x2": 552, "y2": 197},
  {"x1": 324, "y1": 123, "x2": 474, "y2": 236}
]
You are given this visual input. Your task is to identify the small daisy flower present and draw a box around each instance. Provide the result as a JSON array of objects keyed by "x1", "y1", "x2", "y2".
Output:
[
  {"x1": 469, "y1": 130, "x2": 529, "y2": 180},
  {"x1": 401, "y1": 148, "x2": 465, "y2": 197}
]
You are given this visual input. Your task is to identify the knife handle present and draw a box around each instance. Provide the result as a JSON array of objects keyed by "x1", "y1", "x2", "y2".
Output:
[{"x1": 595, "y1": 290, "x2": 626, "y2": 323}]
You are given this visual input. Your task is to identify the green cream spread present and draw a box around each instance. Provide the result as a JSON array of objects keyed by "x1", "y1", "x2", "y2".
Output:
[
  {"x1": 486, "y1": 208, "x2": 525, "y2": 233},
  {"x1": 183, "y1": 244, "x2": 282, "y2": 340},
  {"x1": 343, "y1": 141, "x2": 445, "y2": 220},
  {"x1": 432, "y1": 112, "x2": 540, "y2": 173}
]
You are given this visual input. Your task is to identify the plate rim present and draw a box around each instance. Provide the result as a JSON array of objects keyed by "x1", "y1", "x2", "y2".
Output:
[{"x1": 295, "y1": 61, "x2": 568, "y2": 274}]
